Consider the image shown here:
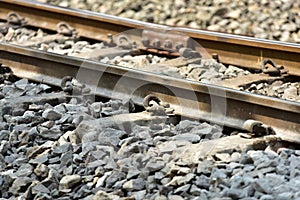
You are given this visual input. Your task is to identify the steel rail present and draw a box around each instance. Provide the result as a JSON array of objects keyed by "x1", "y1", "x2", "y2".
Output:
[
  {"x1": 0, "y1": 0, "x2": 300, "y2": 76},
  {"x1": 0, "y1": 43, "x2": 299, "y2": 143}
]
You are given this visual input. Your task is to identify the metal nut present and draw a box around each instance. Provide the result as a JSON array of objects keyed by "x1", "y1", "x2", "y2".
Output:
[
  {"x1": 164, "y1": 40, "x2": 172, "y2": 49},
  {"x1": 152, "y1": 39, "x2": 161, "y2": 48},
  {"x1": 142, "y1": 37, "x2": 150, "y2": 47}
]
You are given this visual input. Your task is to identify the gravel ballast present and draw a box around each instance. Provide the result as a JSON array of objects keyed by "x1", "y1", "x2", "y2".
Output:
[
  {"x1": 35, "y1": 0, "x2": 300, "y2": 43},
  {"x1": 0, "y1": 64, "x2": 299, "y2": 199}
]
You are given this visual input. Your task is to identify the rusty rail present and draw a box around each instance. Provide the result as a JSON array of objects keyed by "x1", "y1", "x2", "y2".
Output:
[
  {"x1": 0, "y1": 0, "x2": 300, "y2": 76},
  {"x1": 0, "y1": 43, "x2": 299, "y2": 143}
]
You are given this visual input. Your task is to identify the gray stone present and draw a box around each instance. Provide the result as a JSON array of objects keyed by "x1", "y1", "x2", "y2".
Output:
[
  {"x1": 53, "y1": 143, "x2": 73, "y2": 154},
  {"x1": 29, "y1": 152, "x2": 49, "y2": 164},
  {"x1": 195, "y1": 175, "x2": 210, "y2": 189},
  {"x1": 104, "y1": 159, "x2": 117, "y2": 170},
  {"x1": 154, "y1": 171, "x2": 165, "y2": 180},
  {"x1": 172, "y1": 133, "x2": 201, "y2": 143},
  {"x1": 59, "y1": 175, "x2": 81, "y2": 189},
  {"x1": 74, "y1": 184, "x2": 91, "y2": 199},
  {"x1": 89, "y1": 102, "x2": 102, "y2": 118},
  {"x1": 168, "y1": 195, "x2": 184, "y2": 200},
  {"x1": 60, "y1": 150, "x2": 73, "y2": 167},
  {"x1": 9, "y1": 177, "x2": 33, "y2": 195},
  {"x1": 81, "y1": 141, "x2": 99, "y2": 155},
  {"x1": 161, "y1": 177, "x2": 171, "y2": 186},
  {"x1": 53, "y1": 104, "x2": 66, "y2": 114},
  {"x1": 222, "y1": 188, "x2": 245, "y2": 199},
  {"x1": 176, "y1": 120, "x2": 199, "y2": 133},
  {"x1": 39, "y1": 83, "x2": 51, "y2": 91},
  {"x1": 207, "y1": 24, "x2": 221, "y2": 32},
  {"x1": 167, "y1": 165, "x2": 191, "y2": 176},
  {"x1": 215, "y1": 153, "x2": 231, "y2": 162},
  {"x1": 95, "y1": 171, "x2": 111, "y2": 188},
  {"x1": 37, "y1": 128, "x2": 63, "y2": 140},
  {"x1": 146, "y1": 160, "x2": 165, "y2": 172},
  {"x1": 230, "y1": 152, "x2": 241, "y2": 162},
  {"x1": 123, "y1": 178, "x2": 145, "y2": 191},
  {"x1": 127, "y1": 167, "x2": 140, "y2": 179},
  {"x1": 153, "y1": 136, "x2": 168, "y2": 145},
  {"x1": 154, "y1": 128, "x2": 175, "y2": 137},
  {"x1": 157, "y1": 141, "x2": 177, "y2": 154},
  {"x1": 14, "y1": 79, "x2": 28, "y2": 90},
  {"x1": 277, "y1": 192, "x2": 294, "y2": 199},
  {"x1": 12, "y1": 106, "x2": 27, "y2": 116},
  {"x1": 87, "y1": 160, "x2": 106, "y2": 170},
  {"x1": 264, "y1": 173, "x2": 286, "y2": 188},
  {"x1": 112, "y1": 179, "x2": 126, "y2": 190},
  {"x1": 0, "y1": 129, "x2": 9, "y2": 141},
  {"x1": 192, "y1": 125, "x2": 213, "y2": 136},
  {"x1": 132, "y1": 190, "x2": 146, "y2": 200},
  {"x1": 252, "y1": 179, "x2": 271, "y2": 194},
  {"x1": 32, "y1": 182, "x2": 51, "y2": 194},
  {"x1": 41, "y1": 120, "x2": 55, "y2": 129},
  {"x1": 63, "y1": 165, "x2": 73, "y2": 175},
  {"x1": 106, "y1": 171, "x2": 126, "y2": 188},
  {"x1": 0, "y1": 141, "x2": 10, "y2": 155},
  {"x1": 278, "y1": 148, "x2": 294, "y2": 159},
  {"x1": 197, "y1": 160, "x2": 214, "y2": 174},
  {"x1": 227, "y1": 162, "x2": 243, "y2": 172},
  {"x1": 189, "y1": 184, "x2": 201, "y2": 196},
  {"x1": 256, "y1": 160, "x2": 278, "y2": 170},
  {"x1": 98, "y1": 128, "x2": 127, "y2": 146},
  {"x1": 289, "y1": 155, "x2": 300, "y2": 178},
  {"x1": 295, "y1": 150, "x2": 300, "y2": 156},
  {"x1": 259, "y1": 195, "x2": 274, "y2": 200},
  {"x1": 174, "y1": 184, "x2": 190, "y2": 194},
  {"x1": 93, "y1": 190, "x2": 120, "y2": 200},
  {"x1": 42, "y1": 108, "x2": 62, "y2": 120},
  {"x1": 239, "y1": 153, "x2": 253, "y2": 164},
  {"x1": 211, "y1": 168, "x2": 227, "y2": 180},
  {"x1": 15, "y1": 163, "x2": 33, "y2": 177},
  {"x1": 29, "y1": 104, "x2": 44, "y2": 111},
  {"x1": 211, "y1": 132, "x2": 224, "y2": 139},
  {"x1": 230, "y1": 175, "x2": 244, "y2": 188},
  {"x1": 155, "y1": 195, "x2": 168, "y2": 200},
  {"x1": 166, "y1": 173, "x2": 195, "y2": 186}
]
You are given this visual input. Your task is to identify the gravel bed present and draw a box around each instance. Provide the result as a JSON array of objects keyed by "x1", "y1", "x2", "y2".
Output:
[
  {"x1": 0, "y1": 26, "x2": 102, "y2": 56},
  {"x1": 34, "y1": 0, "x2": 300, "y2": 43},
  {"x1": 0, "y1": 64, "x2": 300, "y2": 199},
  {"x1": 241, "y1": 80, "x2": 300, "y2": 102},
  {"x1": 102, "y1": 55, "x2": 250, "y2": 83},
  {"x1": 0, "y1": 63, "x2": 225, "y2": 199},
  {"x1": 0, "y1": 26, "x2": 251, "y2": 84}
]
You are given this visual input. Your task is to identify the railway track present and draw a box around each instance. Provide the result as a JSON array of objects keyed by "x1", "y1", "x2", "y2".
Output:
[
  {"x1": 0, "y1": 0, "x2": 299, "y2": 199},
  {"x1": 1, "y1": 0, "x2": 300, "y2": 76},
  {"x1": 0, "y1": 0, "x2": 299, "y2": 141}
]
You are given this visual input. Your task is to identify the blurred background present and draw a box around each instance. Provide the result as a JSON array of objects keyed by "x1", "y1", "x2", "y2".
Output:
[{"x1": 36, "y1": 0, "x2": 300, "y2": 43}]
